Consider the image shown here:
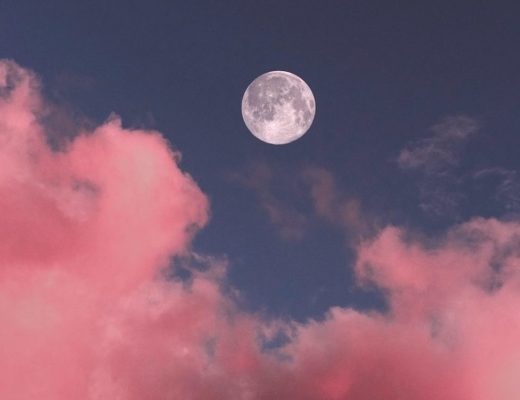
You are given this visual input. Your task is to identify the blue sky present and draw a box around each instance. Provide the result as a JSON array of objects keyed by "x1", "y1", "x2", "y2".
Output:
[{"x1": 2, "y1": 0, "x2": 520, "y2": 322}]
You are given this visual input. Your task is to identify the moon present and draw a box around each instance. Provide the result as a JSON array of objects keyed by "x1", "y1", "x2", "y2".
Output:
[{"x1": 241, "y1": 71, "x2": 316, "y2": 145}]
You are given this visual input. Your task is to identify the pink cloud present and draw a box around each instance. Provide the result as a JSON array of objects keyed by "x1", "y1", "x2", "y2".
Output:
[
  {"x1": 0, "y1": 60, "x2": 210, "y2": 398},
  {"x1": 303, "y1": 166, "x2": 367, "y2": 239},
  {"x1": 2, "y1": 60, "x2": 520, "y2": 399},
  {"x1": 229, "y1": 161, "x2": 309, "y2": 241}
]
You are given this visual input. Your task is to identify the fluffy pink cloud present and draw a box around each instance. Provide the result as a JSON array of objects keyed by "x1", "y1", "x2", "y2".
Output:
[{"x1": 2, "y1": 60, "x2": 520, "y2": 400}]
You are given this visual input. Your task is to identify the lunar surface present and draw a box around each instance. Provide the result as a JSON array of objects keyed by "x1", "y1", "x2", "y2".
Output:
[{"x1": 241, "y1": 71, "x2": 316, "y2": 145}]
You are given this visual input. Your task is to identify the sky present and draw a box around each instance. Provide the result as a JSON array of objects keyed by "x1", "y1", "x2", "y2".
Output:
[{"x1": 2, "y1": 1, "x2": 520, "y2": 399}]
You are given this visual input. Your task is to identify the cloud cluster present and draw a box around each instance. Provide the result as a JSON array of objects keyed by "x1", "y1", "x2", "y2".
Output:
[
  {"x1": 0, "y1": 60, "x2": 211, "y2": 398},
  {"x1": 3, "y1": 60, "x2": 520, "y2": 399}
]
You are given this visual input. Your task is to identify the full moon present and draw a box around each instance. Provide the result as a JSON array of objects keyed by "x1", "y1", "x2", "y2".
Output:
[{"x1": 241, "y1": 71, "x2": 316, "y2": 145}]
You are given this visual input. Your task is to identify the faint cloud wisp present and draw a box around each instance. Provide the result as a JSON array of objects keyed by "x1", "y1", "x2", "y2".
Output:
[
  {"x1": 228, "y1": 161, "x2": 309, "y2": 241},
  {"x1": 398, "y1": 115, "x2": 479, "y2": 218}
]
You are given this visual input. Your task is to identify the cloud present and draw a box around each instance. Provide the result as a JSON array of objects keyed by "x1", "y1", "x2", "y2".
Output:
[
  {"x1": 101, "y1": 218, "x2": 520, "y2": 399},
  {"x1": 0, "y1": 60, "x2": 210, "y2": 398},
  {"x1": 398, "y1": 115, "x2": 479, "y2": 218},
  {"x1": 302, "y1": 166, "x2": 368, "y2": 241},
  {"x1": 3, "y1": 60, "x2": 520, "y2": 399},
  {"x1": 474, "y1": 167, "x2": 520, "y2": 213},
  {"x1": 398, "y1": 115, "x2": 478, "y2": 174},
  {"x1": 232, "y1": 163, "x2": 368, "y2": 242},
  {"x1": 399, "y1": 116, "x2": 520, "y2": 220},
  {"x1": 229, "y1": 161, "x2": 309, "y2": 241}
]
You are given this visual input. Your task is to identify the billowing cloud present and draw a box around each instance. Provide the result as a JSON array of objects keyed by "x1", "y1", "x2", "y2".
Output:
[
  {"x1": 398, "y1": 116, "x2": 520, "y2": 220},
  {"x1": 3, "y1": 60, "x2": 520, "y2": 400},
  {"x1": 0, "y1": 59, "x2": 210, "y2": 398}
]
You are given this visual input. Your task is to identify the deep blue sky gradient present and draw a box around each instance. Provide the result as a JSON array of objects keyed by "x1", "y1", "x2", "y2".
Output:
[{"x1": 2, "y1": 0, "x2": 520, "y2": 320}]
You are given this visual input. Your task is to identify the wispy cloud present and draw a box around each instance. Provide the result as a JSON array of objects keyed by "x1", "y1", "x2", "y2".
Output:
[
  {"x1": 231, "y1": 163, "x2": 369, "y2": 242},
  {"x1": 399, "y1": 116, "x2": 520, "y2": 222},
  {"x1": 398, "y1": 115, "x2": 478, "y2": 218},
  {"x1": 229, "y1": 161, "x2": 309, "y2": 241},
  {"x1": 302, "y1": 166, "x2": 369, "y2": 241},
  {"x1": 398, "y1": 115, "x2": 478, "y2": 174},
  {"x1": 474, "y1": 167, "x2": 520, "y2": 213}
]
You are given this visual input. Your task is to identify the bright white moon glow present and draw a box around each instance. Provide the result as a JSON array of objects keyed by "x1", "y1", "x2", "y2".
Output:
[{"x1": 241, "y1": 71, "x2": 316, "y2": 145}]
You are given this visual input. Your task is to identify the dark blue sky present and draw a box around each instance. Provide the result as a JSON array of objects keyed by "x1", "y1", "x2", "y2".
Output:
[{"x1": 2, "y1": 0, "x2": 520, "y2": 320}]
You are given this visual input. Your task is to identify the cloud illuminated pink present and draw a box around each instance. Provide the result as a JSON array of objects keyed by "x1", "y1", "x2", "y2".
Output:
[{"x1": 2, "y1": 60, "x2": 520, "y2": 399}]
